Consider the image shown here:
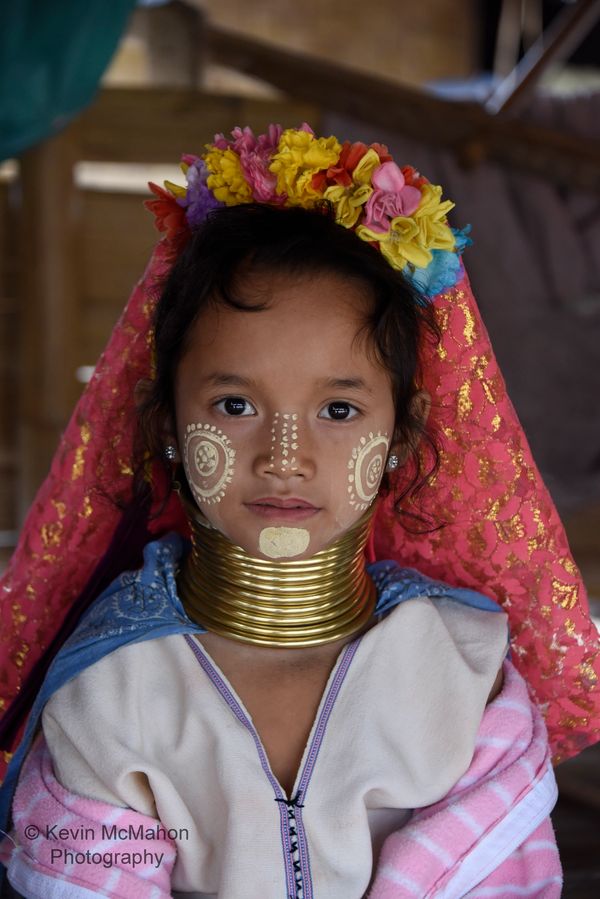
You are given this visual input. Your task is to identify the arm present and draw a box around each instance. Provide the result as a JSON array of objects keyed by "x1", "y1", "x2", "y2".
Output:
[
  {"x1": 2, "y1": 736, "x2": 176, "y2": 899},
  {"x1": 369, "y1": 660, "x2": 561, "y2": 898}
]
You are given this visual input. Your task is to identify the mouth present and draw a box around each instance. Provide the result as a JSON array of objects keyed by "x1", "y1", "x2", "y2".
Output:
[{"x1": 245, "y1": 497, "x2": 321, "y2": 522}]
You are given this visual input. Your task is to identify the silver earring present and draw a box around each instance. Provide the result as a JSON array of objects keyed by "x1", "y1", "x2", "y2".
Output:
[
  {"x1": 386, "y1": 453, "x2": 400, "y2": 471},
  {"x1": 164, "y1": 445, "x2": 177, "y2": 462}
]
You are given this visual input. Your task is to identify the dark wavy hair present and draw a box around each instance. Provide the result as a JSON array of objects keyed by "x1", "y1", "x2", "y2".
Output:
[{"x1": 136, "y1": 202, "x2": 441, "y2": 530}]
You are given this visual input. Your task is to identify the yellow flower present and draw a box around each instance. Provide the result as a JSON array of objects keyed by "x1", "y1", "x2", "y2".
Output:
[
  {"x1": 352, "y1": 148, "x2": 381, "y2": 186},
  {"x1": 204, "y1": 147, "x2": 253, "y2": 206},
  {"x1": 324, "y1": 183, "x2": 372, "y2": 227},
  {"x1": 357, "y1": 217, "x2": 428, "y2": 269},
  {"x1": 413, "y1": 183, "x2": 455, "y2": 252},
  {"x1": 324, "y1": 148, "x2": 379, "y2": 227},
  {"x1": 269, "y1": 129, "x2": 342, "y2": 205}
]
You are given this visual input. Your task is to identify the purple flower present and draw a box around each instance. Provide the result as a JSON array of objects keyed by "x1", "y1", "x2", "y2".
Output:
[{"x1": 177, "y1": 157, "x2": 224, "y2": 228}]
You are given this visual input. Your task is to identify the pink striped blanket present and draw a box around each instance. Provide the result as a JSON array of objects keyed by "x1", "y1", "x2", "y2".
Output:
[{"x1": 1, "y1": 661, "x2": 560, "y2": 898}]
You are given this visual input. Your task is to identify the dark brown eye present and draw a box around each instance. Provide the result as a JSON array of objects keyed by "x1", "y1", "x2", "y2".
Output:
[
  {"x1": 321, "y1": 402, "x2": 357, "y2": 420},
  {"x1": 222, "y1": 397, "x2": 251, "y2": 415}
]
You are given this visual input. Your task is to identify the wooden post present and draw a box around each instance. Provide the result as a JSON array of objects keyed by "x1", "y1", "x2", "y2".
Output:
[
  {"x1": 131, "y1": 0, "x2": 207, "y2": 87},
  {"x1": 18, "y1": 128, "x2": 81, "y2": 520}
]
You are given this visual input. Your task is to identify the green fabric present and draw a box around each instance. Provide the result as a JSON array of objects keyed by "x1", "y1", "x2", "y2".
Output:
[{"x1": 0, "y1": 0, "x2": 138, "y2": 161}]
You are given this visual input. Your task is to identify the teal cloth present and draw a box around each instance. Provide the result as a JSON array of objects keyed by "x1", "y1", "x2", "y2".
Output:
[{"x1": 0, "y1": 0, "x2": 137, "y2": 161}]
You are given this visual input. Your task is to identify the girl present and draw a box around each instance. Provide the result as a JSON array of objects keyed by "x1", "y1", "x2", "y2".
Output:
[{"x1": 0, "y1": 124, "x2": 596, "y2": 898}]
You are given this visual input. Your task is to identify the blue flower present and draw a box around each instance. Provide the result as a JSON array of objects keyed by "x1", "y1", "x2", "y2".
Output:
[{"x1": 405, "y1": 226, "x2": 472, "y2": 299}]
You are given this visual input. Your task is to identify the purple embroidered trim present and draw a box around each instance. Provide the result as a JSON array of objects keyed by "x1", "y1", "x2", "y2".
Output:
[
  {"x1": 183, "y1": 634, "x2": 297, "y2": 897},
  {"x1": 184, "y1": 633, "x2": 362, "y2": 899},
  {"x1": 293, "y1": 638, "x2": 361, "y2": 899}
]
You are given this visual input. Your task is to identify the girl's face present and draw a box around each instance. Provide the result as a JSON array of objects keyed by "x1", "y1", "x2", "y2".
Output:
[{"x1": 174, "y1": 269, "x2": 398, "y2": 560}]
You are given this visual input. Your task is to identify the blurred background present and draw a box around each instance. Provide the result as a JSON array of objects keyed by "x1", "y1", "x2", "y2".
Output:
[{"x1": 0, "y1": 0, "x2": 599, "y2": 892}]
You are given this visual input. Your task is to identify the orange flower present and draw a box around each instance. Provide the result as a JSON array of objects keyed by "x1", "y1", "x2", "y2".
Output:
[{"x1": 144, "y1": 183, "x2": 189, "y2": 242}]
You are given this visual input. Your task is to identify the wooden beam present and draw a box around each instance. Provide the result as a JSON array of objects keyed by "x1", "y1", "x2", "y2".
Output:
[
  {"x1": 486, "y1": 0, "x2": 600, "y2": 114},
  {"x1": 205, "y1": 25, "x2": 600, "y2": 192}
]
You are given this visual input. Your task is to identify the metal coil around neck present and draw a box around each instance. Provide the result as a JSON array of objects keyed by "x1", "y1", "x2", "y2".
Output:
[{"x1": 177, "y1": 509, "x2": 376, "y2": 647}]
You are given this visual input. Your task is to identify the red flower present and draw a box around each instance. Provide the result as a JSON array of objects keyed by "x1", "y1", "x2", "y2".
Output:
[
  {"x1": 401, "y1": 165, "x2": 428, "y2": 189},
  {"x1": 144, "y1": 183, "x2": 189, "y2": 243},
  {"x1": 312, "y1": 141, "x2": 393, "y2": 193}
]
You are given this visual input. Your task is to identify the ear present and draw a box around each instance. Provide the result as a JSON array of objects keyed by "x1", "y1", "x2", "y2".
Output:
[
  {"x1": 388, "y1": 389, "x2": 431, "y2": 465},
  {"x1": 134, "y1": 378, "x2": 181, "y2": 462}
]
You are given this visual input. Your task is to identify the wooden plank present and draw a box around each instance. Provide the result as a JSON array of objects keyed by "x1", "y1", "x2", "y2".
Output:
[
  {"x1": 205, "y1": 26, "x2": 600, "y2": 192},
  {"x1": 76, "y1": 90, "x2": 321, "y2": 163}
]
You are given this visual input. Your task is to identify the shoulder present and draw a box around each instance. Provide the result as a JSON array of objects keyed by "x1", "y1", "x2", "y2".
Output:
[
  {"x1": 369, "y1": 560, "x2": 509, "y2": 659},
  {"x1": 44, "y1": 632, "x2": 194, "y2": 728},
  {"x1": 344, "y1": 578, "x2": 509, "y2": 805},
  {"x1": 38, "y1": 534, "x2": 200, "y2": 716},
  {"x1": 65, "y1": 533, "x2": 189, "y2": 644},
  {"x1": 369, "y1": 559, "x2": 506, "y2": 616},
  {"x1": 41, "y1": 633, "x2": 196, "y2": 811}
]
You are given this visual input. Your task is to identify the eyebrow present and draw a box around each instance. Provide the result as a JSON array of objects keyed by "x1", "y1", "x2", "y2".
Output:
[
  {"x1": 319, "y1": 377, "x2": 373, "y2": 394},
  {"x1": 202, "y1": 372, "x2": 255, "y2": 388},
  {"x1": 201, "y1": 372, "x2": 374, "y2": 394}
]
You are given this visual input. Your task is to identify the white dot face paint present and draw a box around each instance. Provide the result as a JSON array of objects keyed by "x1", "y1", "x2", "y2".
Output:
[
  {"x1": 259, "y1": 527, "x2": 310, "y2": 559},
  {"x1": 347, "y1": 431, "x2": 390, "y2": 511},
  {"x1": 183, "y1": 423, "x2": 236, "y2": 506},
  {"x1": 269, "y1": 412, "x2": 299, "y2": 473}
]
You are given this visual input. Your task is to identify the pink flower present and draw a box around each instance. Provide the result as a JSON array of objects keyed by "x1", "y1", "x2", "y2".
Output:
[
  {"x1": 212, "y1": 125, "x2": 285, "y2": 203},
  {"x1": 362, "y1": 161, "x2": 422, "y2": 234}
]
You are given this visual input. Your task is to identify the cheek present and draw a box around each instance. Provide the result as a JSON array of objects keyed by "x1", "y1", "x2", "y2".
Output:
[
  {"x1": 183, "y1": 423, "x2": 236, "y2": 506},
  {"x1": 346, "y1": 431, "x2": 390, "y2": 512}
]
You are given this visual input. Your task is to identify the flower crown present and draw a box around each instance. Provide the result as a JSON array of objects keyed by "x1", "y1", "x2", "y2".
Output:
[{"x1": 146, "y1": 124, "x2": 471, "y2": 297}]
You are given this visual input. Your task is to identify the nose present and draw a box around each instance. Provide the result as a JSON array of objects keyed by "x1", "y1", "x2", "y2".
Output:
[{"x1": 253, "y1": 412, "x2": 316, "y2": 480}]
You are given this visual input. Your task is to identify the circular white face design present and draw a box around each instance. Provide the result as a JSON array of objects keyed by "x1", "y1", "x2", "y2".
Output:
[
  {"x1": 195, "y1": 441, "x2": 219, "y2": 477},
  {"x1": 183, "y1": 423, "x2": 236, "y2": 505},
  {"x1": 347, "y1": 432, "x2": 390, "y2": 511}
]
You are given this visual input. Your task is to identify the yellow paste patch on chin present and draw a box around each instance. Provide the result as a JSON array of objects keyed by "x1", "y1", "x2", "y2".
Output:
[{"x1": 259, "y1": 527, "x2": 310, "y2": 559}]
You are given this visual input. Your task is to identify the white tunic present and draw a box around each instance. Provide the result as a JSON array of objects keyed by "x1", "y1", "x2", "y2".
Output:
[{"x1": 43, "y1": 595, "x2": 508, "y2": 898}]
